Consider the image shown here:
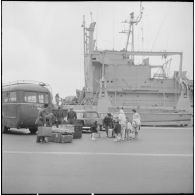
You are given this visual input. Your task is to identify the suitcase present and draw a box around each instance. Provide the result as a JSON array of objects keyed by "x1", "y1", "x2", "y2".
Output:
[
  {"x1": 73, "y1": 125, "x2": 82, "y2": 139},
  {"x1": 52, "y1": 132, "x2": 61, "y2": 143},
  {"x1": 61, "y1": 134, "x2": 73, "y2": 143},
  {"x1": 48, "y1": 135, "x2": 55, "y2": 142},
  {"x1": 37, "y1": 126, "x2": 52, "y2": 137}
]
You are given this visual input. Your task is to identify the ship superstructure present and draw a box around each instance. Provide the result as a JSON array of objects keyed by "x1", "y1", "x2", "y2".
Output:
[{"x1": 78, "y1": 6, "x2": 193, "y2": 126}]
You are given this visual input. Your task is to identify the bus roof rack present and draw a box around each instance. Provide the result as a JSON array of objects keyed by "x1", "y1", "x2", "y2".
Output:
[
  {"x1": 3, "y1": 80, "x2": 49, "y2": 87},
  {"x1": 2, "y1": 80, "x2": 53, "y2": 94}
]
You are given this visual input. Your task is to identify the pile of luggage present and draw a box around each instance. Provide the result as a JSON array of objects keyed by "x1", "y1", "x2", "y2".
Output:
[{"x1": 37, "y1": 124, "x2": 82, "y2": 144}]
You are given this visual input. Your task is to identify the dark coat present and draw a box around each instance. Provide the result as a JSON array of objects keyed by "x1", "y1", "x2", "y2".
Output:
[
  {"x1": 103, "y1": 116, "x2": 113, "y2": 127},
  {"x1": 113, "y1": 122, "x2": 121, "y2": 134}
]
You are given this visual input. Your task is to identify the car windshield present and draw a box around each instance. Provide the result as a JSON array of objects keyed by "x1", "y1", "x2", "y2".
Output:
[
  {"x1": 76, "y1": 112, "x2": 84, "y2": 118},
  {"x1": 84, "y1": 112, "x2": 98, "y2": 118}
]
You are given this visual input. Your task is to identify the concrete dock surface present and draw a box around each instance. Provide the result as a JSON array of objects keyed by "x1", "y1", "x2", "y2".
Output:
[{"x1": 2, "y1": 127, "x2": 193, "y2": 194}]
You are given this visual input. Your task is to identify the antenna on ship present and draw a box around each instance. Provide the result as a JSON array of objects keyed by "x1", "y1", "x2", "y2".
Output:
[
  {"x1": 120, "y1": 2, "x2": 144, "y2": 63},
  {"x1": 90, "y1": 12, "x2": 93, "y2": 23}
]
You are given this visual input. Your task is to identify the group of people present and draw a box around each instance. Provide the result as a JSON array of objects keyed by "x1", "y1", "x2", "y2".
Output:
[
  {"x1": 35, "y1": 104, "x2": 77, "y2": 143},
  {"x1": 100, "y1": 108, "x2": 141, "y2": 141},
  {"x1": 35, "y1": 104, "x2": 141, "y2": 142}
]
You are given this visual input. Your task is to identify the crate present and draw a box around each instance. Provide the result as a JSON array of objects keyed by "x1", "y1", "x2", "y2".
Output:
[{"x1": 37, "y1": 127, "x2": 52, "y2": 137}]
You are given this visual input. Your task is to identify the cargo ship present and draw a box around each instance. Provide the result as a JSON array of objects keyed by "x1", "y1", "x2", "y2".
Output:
[{"x1": 70, "y1": 5, "x2": 193, "y2": 126}]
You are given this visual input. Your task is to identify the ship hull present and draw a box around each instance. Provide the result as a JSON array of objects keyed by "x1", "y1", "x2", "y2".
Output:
[
  {"x1": 64, "y1": 105, "x2": 192, "y2": 127},
  {"x1": 125, "y1": 112, "x2": 192, "y2": 126}
]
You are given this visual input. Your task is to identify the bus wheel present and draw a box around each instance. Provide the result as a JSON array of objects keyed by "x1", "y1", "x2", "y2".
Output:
[
  {"x1": 29, "y1": 128, "x2": 37, "y2": 134},
  {"x1": 2, "y1": 125, "x2": 9, "y2": 133}
]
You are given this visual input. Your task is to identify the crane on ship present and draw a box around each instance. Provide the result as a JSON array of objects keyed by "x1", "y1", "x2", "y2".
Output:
[{"x1": 120, "y1": 2, "x2": 144, "y2": 63}]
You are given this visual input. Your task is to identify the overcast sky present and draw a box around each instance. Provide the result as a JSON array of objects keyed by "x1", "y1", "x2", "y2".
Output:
[{"x1": 2, "y1": 1, "x2": 193, "y2": 98}]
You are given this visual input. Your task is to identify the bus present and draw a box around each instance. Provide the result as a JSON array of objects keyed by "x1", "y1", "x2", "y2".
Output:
[{"x1": 2, "y1": 81, "x2": 53, "y2": 134}]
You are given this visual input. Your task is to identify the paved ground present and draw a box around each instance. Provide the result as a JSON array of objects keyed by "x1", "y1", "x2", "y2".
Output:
[{"x1": 2, "y1": 127, "x2": 193, "y2": 194}]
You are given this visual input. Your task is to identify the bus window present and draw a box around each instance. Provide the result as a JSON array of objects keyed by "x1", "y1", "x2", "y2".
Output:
[
  {"x1": 24, "y1": 92, "x2": 37, "y2": 103},
  {"x1": 9, "y1": 92, "x2": 17, "y2": 102},
  {"x1": 38, "y1": 93, "x2": 49, "y2": 104},
  {"x1": 3, "y1": 91, "x2": 16, "y2": 102},
  {"x1": 38, "y1": 94, "x2": 44, "y2": 103},
  {"x1": 45, "y1": 94, "x2": 49, "y2": 103},
  {"x1": 3, "y1": 92, "x2": 9, "y2": 103}
]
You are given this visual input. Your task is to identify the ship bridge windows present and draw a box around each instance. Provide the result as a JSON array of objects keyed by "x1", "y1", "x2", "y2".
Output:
[{"x1": 107, "y1": 80, "x2": 113, "y2": 83}]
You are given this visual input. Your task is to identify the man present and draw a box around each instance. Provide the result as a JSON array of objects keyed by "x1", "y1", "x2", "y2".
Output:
[
  {"x1": 35, "y1": 103, "x2": 54, "y2": 143},
  {"x1": 67, "y1": 107, "x2": 77, "y2": 124},
  {"x1": 103, "y1": 113, "x2": 113, "y2": 137},
  {"x1": 55, "y1": 93, "x2": 60, "y2": 106}
]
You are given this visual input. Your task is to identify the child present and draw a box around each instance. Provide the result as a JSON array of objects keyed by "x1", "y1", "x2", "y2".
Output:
[
  {"x1": 113, "y1": 117, "x2": 122, "y2": 141},
  {"x1": 126, "y1": 117, "x2": 133, "y2": 140},
  {"x1": 132, "y1": 120, "x2": 138, "y2": 139},
  {"x1": 91, "y1": 121, "x2": 98, "y2": 140}
]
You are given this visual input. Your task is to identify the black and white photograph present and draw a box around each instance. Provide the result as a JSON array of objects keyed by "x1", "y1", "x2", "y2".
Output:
[{"x1": 2, "y1": 1, "x2": 193, "y2": 194}]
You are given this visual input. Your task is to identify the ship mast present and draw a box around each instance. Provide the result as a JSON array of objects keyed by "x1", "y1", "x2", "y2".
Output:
[
  {"x1": 81, "y1": 14, "x2": 96, "y2": 93},
  {"x1": 121, "y1": 2, "x2": 144, "y2": 63}
]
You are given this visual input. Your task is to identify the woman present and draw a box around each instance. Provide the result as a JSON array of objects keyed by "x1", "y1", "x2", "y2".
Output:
[
  {"x1": 132, "y1": 109, "x2": 141, "y2": 139},
  {"x1": 113, "y1": 117, "x2": 121, "y2": 141},
  {"x1": 118, "y1": 108, "x2": 127, "y2": 141}
]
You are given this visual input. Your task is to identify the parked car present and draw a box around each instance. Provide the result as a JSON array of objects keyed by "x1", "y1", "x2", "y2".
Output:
[{"x1": 75, "y1": 110, "x2": 103, "y2": 132}]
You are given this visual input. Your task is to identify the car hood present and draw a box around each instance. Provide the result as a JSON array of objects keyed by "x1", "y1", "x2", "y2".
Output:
[{"x1": 79, "y1": 118, "x2": 102, "y2": 126}]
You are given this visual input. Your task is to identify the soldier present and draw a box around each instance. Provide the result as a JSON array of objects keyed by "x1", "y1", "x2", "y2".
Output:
[{"x1": 67, "y1": 107, "x2": 77, "y2": 124}]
